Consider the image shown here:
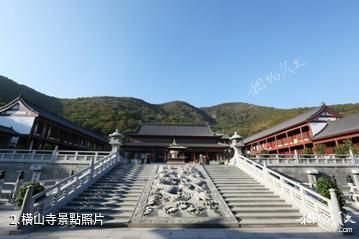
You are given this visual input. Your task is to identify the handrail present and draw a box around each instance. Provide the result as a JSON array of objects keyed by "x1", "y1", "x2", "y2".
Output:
[
  {"x1": 0, "y1": 149, "x2": 111, "y2": 162},
  {"x1": 246, "y1": 153, "x2": 358, "y2": 165},
  {"x1": 18, "y1": 152, "x2": 123, "y2": 222},
  {"x1": 231, "y1": 147, "x2": 343, "y2": 232}
]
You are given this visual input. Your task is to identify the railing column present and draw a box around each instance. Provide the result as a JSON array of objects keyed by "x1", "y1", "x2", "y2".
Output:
[
  {"x1": 17, "y1": 185, "x2": 34, "y2": 229},
  {"x1": 294, "y1": 150, "x2": 300, "y2": 164},
  {"x1": 12, "y1": 171, "x2": 24, "y2": 201},
  {"x1": 349, "y1": 149, "x2": 356, "y2": 164},
  {"x1": 328, "y1": 188, "x2": 343, "y2": 231},
  {"x1": 90, "y1": 158, "x2": 95, "y2": 179},
  {"x1": 0, "y1": 170, "x2": 5, "y2": 192},
  {"x1": 276, "y1": 154, "x2": 280, "y2": 164}
]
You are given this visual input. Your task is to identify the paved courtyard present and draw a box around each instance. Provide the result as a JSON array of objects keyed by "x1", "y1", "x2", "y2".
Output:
[{"x1": 0, "y1": 206, "x2": 358, "y2": 239}]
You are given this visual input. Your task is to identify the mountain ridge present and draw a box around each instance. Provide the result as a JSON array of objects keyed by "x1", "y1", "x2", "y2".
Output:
[{"x1": 1, "y1": 75, "x2": 358, "y2": 137}]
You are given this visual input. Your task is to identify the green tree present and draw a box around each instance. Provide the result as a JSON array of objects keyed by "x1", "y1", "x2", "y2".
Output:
[
  {"x1": 16, "y1": 182, "x2": 45, "y2": 207},
  {"x1": 316, "y1": 177, "x2": 345, "y2": 210},
  {"x1": 313, "y1": 144, "x2": 326, "y2": 155}
]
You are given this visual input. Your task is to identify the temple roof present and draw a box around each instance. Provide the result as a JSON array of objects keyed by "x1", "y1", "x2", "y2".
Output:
[
  {"x1": 124, "y1": 141, "x2": 229, "y2": 148},
  {"x1": 0, "y1": 97, "x2": 108, "y2": 143},
  {"x1": 128, "y1": 123, "x2": 221, "y2": 137},
  {"x1": 313, "y1": 114, "x2": 359, "y2": 140},
  {"x1": 244, "y1": 105, "x2": 328, "y2": 144},
  {"x1": 0, "y1": 125, "x2": 19, "y2": 135}
]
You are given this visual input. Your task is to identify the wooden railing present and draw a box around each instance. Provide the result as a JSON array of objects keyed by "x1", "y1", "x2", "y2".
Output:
[
  {"x1": 0, "y1": 149, "x2": 111, "y2": 163},
  {"x1": 246, "y1": 153, "x2": 358, "y2": 165},
  {"x1": 17, "y1": 152, "x2": 122, "y2": 226},
  {"x1": 231, "y1": 148, "x2": 343, "y2": 232}
]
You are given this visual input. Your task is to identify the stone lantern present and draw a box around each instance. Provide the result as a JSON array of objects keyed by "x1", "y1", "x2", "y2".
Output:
[
  {"x1": 109, "y1": 129, "x2": 124, "y2": 153},
  {"x1": 230, "y1": 132, "x2": 244, "y2": 154}
]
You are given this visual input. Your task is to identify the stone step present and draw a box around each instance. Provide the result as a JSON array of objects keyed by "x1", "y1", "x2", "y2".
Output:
[
  {"x1": 231, "y1": 206, "x2": 297, "y2": 213},
  {"x1": 89, "y1": 185, "x2": 144, "y2": 190},
  {"x1": 238, "y1": 218, "x2": 311, "y2": 228},
  {"x1": 236, "y1": 212, "x2": 302, "y2": 219},
  {"x1": 73, "y1": 197, "x2": 139, "y2": 203},
  {"x1": 223, "y1": 194, "x2": 278, "y2": 198},
  {"x1": 67, "y1": 202, "x2": 137, "y2": 209},
  {"x1": 219, "y1": 189, "x2": 268, "y2": 193},
  {"x1": 95, "y1": 180, "x2": 147, "y2": 184},
  {"x1": 228, "y1": 201, "x2": 292, "y2": 207},
  {"x1": 83, "y1": 189, "x2": 143, "y2": 194},
  {"x1": 62, "y1": 206, "x2": 134, "y2": 215},
  {"x1": 80, "y1": 191, "x2": 142, "y2": 198},
  {"x1": 226, "y1": 198, "x2": 284, "y2": 203},
  {"x1": 214, "y1": 181, "x2": 259, "y2": 184}
]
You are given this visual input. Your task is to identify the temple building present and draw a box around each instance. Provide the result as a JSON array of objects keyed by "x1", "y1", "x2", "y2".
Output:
[
  {"x1": 312, "y1": 114, "x2": 359, "y2": 153},
  {"x1": 244, "y1": 104, "x2": 359, "y2": 154},
  {"x1": 243, "y1": 104, "x2": 339, "y2": 154},
  {"x1": 123, "y1": 123, "x2": 229, "y2": 163},
  {"x1": 0, "y1": 97, "x2": 109, "y2": 150}
]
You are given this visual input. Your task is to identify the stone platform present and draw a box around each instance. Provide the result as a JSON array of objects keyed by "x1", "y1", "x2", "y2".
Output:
[{"x1": 129, "y1": 165, "x2": 237, "y2": 228}]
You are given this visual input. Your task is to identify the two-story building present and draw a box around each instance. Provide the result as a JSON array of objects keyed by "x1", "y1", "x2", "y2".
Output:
[{"x1": 0, "y1": 97, "x2": 109, "y2": 150}]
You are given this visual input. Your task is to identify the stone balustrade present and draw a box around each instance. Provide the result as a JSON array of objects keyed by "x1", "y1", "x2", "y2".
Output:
[
  {"x1": 0, "y1": 149, "x2": 111, "y2": 164},
  {"x1": 231, "y1": 147, "x2": 343, "y2": 232},
  {"x1": 246, "y1": 153, "x2": 358, "y2": 166}
]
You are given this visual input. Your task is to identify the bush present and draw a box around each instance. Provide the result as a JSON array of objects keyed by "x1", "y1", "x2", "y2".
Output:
[
  {"x1": 16, "y1": 182, "x2": 45, "y2": 207},
  {"x1": 333, "y1": 139, "x2": 359, "y2": 158},
  {"x1": 42, "y1": 143, "x2": 54, "y2": 150},
  {"x1": 313, "y1": 144, "x2": 326, "y2": 154},
  {"x1": 316, "y1": 177, "x2": 345, "y2": 210},
  {"x1": 303, "y1": 147, "x2": 313, "y2": 154}
]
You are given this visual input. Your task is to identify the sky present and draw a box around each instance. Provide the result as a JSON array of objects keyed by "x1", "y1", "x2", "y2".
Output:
[{"x1": 0, "y1": 0, "x2": 358, "y2": 108}]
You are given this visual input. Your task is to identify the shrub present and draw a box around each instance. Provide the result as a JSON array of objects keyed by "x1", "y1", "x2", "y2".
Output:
[
  {"x1": 316, "y1": 177, "x2": 345, "y2": 210},
  {"x1": 303, "y1": 147, "x2": 313, "y2": 155},
  {"x1": 42, "y1": 143, "x2": 54, "y2": 150},
  {"x1": 333, "y1": 139, "x2": 359, "y2": 157},
  {"x1": 313, "y1": 144, "x2": 326, "y2": 154},
  {"x1": 16, "y1": 182, "x2": 45, "y2": 207},
  {"x1": 302, "y1": 147, "x2": 313, "y2": 158}
]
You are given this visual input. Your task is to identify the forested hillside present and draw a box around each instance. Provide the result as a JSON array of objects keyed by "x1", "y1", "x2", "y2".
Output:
[{"x1": 1, "y1": 75, "x2": 358, "y2": 137}]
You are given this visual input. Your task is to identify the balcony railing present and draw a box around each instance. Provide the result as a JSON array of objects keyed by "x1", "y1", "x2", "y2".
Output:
[
  {"x1": 0, "y1": 149, "x2": 111, "y2": 163},
  {"x1": 246, "y1": 153, "x2": 358, "y2": 165}
]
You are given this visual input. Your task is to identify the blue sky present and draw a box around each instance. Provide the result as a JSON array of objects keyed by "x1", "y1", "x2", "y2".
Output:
[{"x1": 0, "y1": 0, "x2": 358, "y2": 108}]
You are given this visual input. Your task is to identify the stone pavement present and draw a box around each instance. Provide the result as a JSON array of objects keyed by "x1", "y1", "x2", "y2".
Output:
[
  {"x1": 0, "y1": 226, "x2": 352, "y2": 239},
  {"x1": 1, "y1": 203, "x2": 358, "y2": 239}
]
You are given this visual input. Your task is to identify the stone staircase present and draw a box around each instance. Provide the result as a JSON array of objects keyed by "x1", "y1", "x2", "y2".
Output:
[
  {"x1": 205, "y1": 165, "x2": 312, "y2": 228},
  {"x1": 61, "y1": 164, "x2": 155, "y2": 227}
]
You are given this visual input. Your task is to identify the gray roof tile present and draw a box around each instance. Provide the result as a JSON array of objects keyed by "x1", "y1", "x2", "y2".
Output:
[
  {"x1": 243, "y1": 105, "x2": 326, "y2": 143},
  {"x1": 129, "y1": 123, "x2": 219, "y2": 137},
  {"x1": 313, "y1": 114, "x2": 359, "y2": 140}
]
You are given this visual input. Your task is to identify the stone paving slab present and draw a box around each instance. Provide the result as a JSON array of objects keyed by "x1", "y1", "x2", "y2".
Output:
[{"x1": 0, "y1": 227, "x2": 354, "y2": 239}]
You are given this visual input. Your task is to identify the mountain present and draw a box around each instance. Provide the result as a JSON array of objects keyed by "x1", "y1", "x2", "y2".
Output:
[{"x1": 1, "y1": 75, "x2": 359, "y2": 137}]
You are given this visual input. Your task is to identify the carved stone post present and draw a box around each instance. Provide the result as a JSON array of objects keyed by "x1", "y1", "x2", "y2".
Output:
[
  {"x1": 329, "y1": 188, "x2": 343, "y2": 231},
  {"x1": 352, "y1": 169, "x2": 359, "y2": 186},
  {"x1": 306, "y1": 169, "x2": 319, "y2": 189},
  {"x1": 89, "y1": 157, "x2": 95, "y2": 179},
  {"x1": 0, "y1": 170, "x2": 5, "y2": 192},
  {"x1": 30, "y1": 165, "x2": 42, "y2": 182},
  {"x1": 51, "y1": 146, "x2": 59, "y2": 161},
  {"x1": 17, "y1": 185, "x2": 34, "y2": 229},
  {"x1": 12, "y1": 171, "x2": 24, "y2": 201},
  {"x1": 349, "y1": 149, "x2": 356, "y2": 164},
  {"x1": 294, "y1": 150, "x2": 300, "y2": 164}
]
